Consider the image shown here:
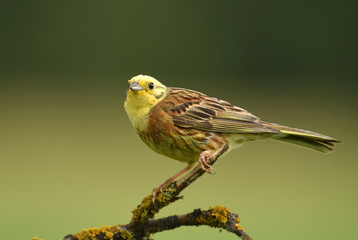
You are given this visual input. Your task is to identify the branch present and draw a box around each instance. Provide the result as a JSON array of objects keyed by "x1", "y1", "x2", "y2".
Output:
[
  {"x1": 129, "y1": 207, "x2": 253, "y2": 240},
  {"x1": 33, "y1": 143, "x2": 254, "y2": 240},
  {"x1": 59, "y1": 207, "x2": 252, "y2": 240},
  {"x1": 130, "y1": 144, "x2": 230, "y2": 224}
]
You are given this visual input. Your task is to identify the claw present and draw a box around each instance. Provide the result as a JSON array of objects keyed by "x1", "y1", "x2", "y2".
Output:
[
  {"x1": 152, "y1": 184, "x2": 166, "y2": 203},
  {"x1": 199, "y1": 150, "x2": 215, "y2": 174},
  {"x1": 151, "y1": 165, "x2": 193, "y2": 203}
]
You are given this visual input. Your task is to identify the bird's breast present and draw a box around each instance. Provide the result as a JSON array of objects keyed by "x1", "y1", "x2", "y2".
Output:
[{"x1": 138, "y1": 106, "x2": 228, "y2": 164}]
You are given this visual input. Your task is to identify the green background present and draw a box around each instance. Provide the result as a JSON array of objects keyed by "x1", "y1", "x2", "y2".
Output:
[{"x1": 1, "y1": 1, "x2": 357, "y2": 239}]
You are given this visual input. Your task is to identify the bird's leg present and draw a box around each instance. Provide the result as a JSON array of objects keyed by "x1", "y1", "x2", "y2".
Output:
[
  {"x1": 152, "y1": 164, "x2": 192, "y2": 202},
  {"x1": 199, "y1": 150, "x2": 214, "y2": 174}
]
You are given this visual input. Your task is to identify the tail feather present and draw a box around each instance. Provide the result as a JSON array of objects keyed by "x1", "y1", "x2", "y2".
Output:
[
  {"x1": 275, "y1": 135, "x2": 336, "y2": 153},
  {"x1": 262, "y1": 122, "x2": 340, "y2": 153}
]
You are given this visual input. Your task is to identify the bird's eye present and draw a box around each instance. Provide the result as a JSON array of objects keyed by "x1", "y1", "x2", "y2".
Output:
[{"x1": 149, "y1": 82, "x2": 154, "y2": 90}]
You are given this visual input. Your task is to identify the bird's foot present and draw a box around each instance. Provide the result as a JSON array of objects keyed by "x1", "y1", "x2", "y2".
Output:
[
  {"x1": 199, "y1": 150, "x2": 215, "y2": 174},
  {"x1": 152, "y1": 181, "x2": 170, "y2": 203}
]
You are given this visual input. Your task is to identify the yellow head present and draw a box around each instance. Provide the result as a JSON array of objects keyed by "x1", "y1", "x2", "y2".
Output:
[{"x1": 124, "y1": 75, "x2": 167, "y2": 131}]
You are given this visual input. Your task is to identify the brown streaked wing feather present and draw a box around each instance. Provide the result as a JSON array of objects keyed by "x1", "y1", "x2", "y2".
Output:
[{"x1": 161, "y1": 87, "x2": 279, "y2": 134}]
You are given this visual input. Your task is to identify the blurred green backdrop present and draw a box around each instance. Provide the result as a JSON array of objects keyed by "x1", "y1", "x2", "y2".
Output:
[{"x1": 1, "y1": 1, "x2": 357, "y2": 240}]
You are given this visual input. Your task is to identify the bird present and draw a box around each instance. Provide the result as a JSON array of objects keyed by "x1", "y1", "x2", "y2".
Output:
[{"x1": 124, "y1": 74, "x2": 339, "y2": 197}]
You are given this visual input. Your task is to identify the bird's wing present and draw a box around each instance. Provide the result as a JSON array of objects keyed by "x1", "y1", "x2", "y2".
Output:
[{"x1": 160, "y1": 88, "x2": 279, "y2": 134}]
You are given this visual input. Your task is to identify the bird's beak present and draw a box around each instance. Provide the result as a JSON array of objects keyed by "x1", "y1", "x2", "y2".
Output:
[{"x1": 129, "y1": 81, "x2": 143, "y2": 91}]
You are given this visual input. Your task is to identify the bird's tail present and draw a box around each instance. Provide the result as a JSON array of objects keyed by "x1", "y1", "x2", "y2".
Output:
[{"x1": 262, "y1": 122, "x2": 340, "y2": 153}]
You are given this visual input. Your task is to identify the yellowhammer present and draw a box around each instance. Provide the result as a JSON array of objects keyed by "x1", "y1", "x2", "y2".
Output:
[{"x1": 124, "y1": 74, "x2": 339, "y2": 195}]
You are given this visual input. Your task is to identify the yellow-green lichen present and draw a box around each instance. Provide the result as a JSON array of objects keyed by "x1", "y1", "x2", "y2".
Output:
[
  {"x1": 235, "y1": 223, "x2": 244, "y2": 231},
  {"x1": 233, "y1": 211, "x2": 244, "y2": 231},
  {"x1": 119, "y1": 229, "x2": 133, "y2": 240},
  {"x1": 73, "y1": 225, "x2": 120, "y2": 240},
  {"x1": 196, "y1": 206, "x2": 245, "y2": 232},
  {"x1": 131, "y1": 195, "x2": 156, "y2": 223},
  {"x1": 209, "y1": 206, "x2": 230, "y2": 226},
  {"x1": 196, "y1": 206, "x2": 230, "y2": 228},
  {"x1": 156, "y1": 186, "x2": 177, "y2": 204},
  {"x1": 132, "y1": 187, "x2": 177, "y2": 223},
  {"x1": 119, "y1": 229, "x2": 133, "y2": 239}
]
